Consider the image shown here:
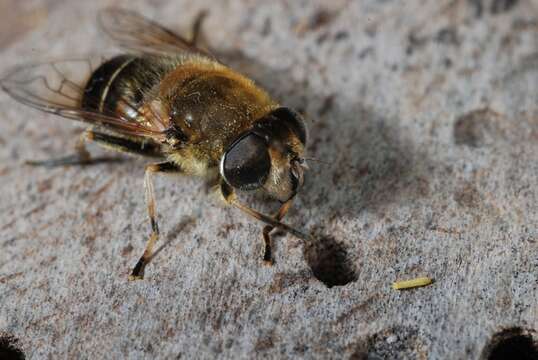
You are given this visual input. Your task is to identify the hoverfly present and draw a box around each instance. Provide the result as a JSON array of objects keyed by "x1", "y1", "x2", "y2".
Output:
[{"x1": 1, "y1": 8, "x2": 310, "y2": 280}]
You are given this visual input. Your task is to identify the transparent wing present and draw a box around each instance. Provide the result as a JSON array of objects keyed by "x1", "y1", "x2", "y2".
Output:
[
  {"x1": 98, "y1": 8, "x2": 214, "y2": 58},
  {"x1": 0, "y1": 58, "x2": 165, "y2": 138}
]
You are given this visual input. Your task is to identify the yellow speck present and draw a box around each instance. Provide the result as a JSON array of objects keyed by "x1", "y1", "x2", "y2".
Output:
[{"x1": 392, "y1": 277, "x2": 433, "y2": 290}]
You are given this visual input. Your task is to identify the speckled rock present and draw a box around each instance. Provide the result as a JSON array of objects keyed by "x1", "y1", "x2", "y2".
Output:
[{"x1": 1, "y1": 0, "x2": 537, "y2": 359}]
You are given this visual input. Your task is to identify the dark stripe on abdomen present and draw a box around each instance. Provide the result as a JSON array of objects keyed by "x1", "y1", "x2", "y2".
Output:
[
  {"x1": 82, "y1": 55, "x2": 169, "y2": 120},
  {"x1": 81, "y1": 55, "x2": 135, "y2": 115}
]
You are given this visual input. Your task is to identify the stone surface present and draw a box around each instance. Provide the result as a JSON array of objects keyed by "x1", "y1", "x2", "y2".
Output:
[{"x1": 1, "y1": 0, "x2": 537, "y2": 359}]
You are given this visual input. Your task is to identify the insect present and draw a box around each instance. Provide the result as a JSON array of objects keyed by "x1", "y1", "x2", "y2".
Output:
[{"x1": 1, "y1": 8, "x2": 310, "y2": 280}]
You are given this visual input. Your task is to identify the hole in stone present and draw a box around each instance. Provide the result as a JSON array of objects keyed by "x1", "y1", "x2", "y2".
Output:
[
  {"x1": 491, "y1": 0, "x2": 519, "y2": 14},
  {"x1": 482, "y1": 327, "x2": 538, "y2": 360},
  {"x1": 351, "y1": 326, "x2": 427, "y2": 359},
  {"x1": 304, "y1": 235, "x2": 357, "y2": 288},
  {"x1": 0, "y1": 334, "x2": 25, "y2": 360},
  {"x1": 453, "y1": 108, "x2": 501, "y2": 148}
]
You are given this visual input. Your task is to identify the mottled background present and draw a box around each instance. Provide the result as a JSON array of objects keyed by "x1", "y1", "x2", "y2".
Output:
[{"x1": 0, "y1": 0, "x2": 537, "y2": 359}]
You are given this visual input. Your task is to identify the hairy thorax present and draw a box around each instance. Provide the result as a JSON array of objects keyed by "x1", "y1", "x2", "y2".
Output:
[{"x1": 154, "y1": 59, "x2": 277, "y2": 176}]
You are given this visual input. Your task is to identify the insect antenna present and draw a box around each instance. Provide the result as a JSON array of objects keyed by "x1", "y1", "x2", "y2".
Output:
[{"x1": 303, "y1": 157, "x2": 332, "y2": 166}]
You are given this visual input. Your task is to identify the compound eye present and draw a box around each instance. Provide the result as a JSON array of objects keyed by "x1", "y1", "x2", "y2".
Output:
[
  {"x1": 221, "y1": 133, "x2": 271, "y2": 191},
  {"x1": 271, "y1": 107, "x2": 307, "y2": 145}
]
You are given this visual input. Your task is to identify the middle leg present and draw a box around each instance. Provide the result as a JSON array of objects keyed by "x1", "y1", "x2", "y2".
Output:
[
  {"x1": 129, "y1": 161, "x2": 183, "y2": 280},
  {"x1": 188, "y1": 10, "x2": 209, "y2": 46}
]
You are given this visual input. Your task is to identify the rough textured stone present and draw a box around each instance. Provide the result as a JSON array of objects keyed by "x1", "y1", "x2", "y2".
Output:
[{"x1": 1, "y1": 0, "x2": 537, "y2": 359}]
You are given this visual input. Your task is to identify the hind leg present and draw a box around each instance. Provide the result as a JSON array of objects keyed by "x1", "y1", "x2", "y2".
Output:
[
  {"x1": 26, "y1": 129, "x2": 162, "y2": 167},
  {"x1": 25, "y1": 130, "x2": 94, "y2": 167}
]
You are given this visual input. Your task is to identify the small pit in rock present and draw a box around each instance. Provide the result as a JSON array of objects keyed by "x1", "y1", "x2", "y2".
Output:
[
  {"x1": 453, "y1": 108, "x2": 503, "y2": 147},
  {"x1": 351, "y1": 326, "x2": 427, "y2": 359},
  {"x1": 491, "y1": 0, "x2": 519, "y2": 14},
  {"x1": 0, "y1": 334, "x2": 25, "y2": 360},
  {"x1": 304, "y1": 235, "x2": 357, "y2": 288},
  {"x1": 482, "y1": 328, "x2": 538, "y2": 360}
]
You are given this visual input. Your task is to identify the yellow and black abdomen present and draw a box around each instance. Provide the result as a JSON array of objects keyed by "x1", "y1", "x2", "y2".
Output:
[{"x1": 81, "y1": 55, "x2": 175, "y2": 118}]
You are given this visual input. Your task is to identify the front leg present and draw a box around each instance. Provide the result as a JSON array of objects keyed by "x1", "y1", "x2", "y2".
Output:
[
  {"x1": 219, "y1": 181, "x2": 311, "y2": 263},
  {"x1": 262, "y1": 200, "x2": 293, "y2": 265},
  {"x1": 129, "y1": 161, "x2": 183, "y2": 280}
]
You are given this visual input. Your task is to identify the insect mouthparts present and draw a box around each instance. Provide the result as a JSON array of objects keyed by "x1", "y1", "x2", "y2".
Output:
[{"x1": 164, "y1": 124, "x2": 189, "y2": 144}]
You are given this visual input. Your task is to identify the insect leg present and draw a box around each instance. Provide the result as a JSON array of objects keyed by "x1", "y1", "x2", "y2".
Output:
[
  {"x1": 262, "y1": 199, "x2": 293, "y2": 264},
  {"x1": 26, "y1": 130, "x2": 162, "y2": 167},
  {"x1": 129, "y1": 161, "x2": 182, "y2": 280},
  {"x1": 25, "y1": 130, "x2": 94, "y2": 167},
  {"x1": 220, "y1": 181, "x2": 312, "y2": 246},
  {"x1": 87, "y1": 130, "x2": 162, "y2": 158},
  {"x1": 189, "y1": 10, "x2": 209, "y2": 46}
]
